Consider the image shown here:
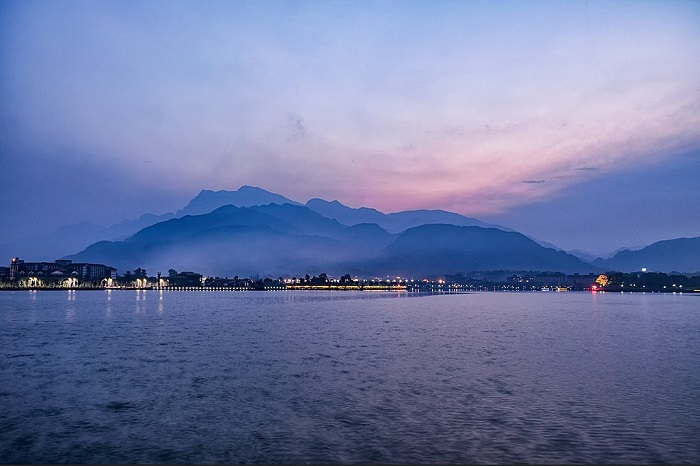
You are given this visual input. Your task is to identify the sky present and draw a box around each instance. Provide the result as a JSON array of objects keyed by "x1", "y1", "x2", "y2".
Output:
[{"x1": 1, "y1": 0, "x2": 699, "y2": 255}]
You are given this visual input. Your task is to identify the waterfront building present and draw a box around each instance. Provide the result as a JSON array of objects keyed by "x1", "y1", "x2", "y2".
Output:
[
  {"x1": 167, "y1": 271, "x2": 203, "y2": 287},
  {"x1": 9, "y1": 258, "x2": 117, "y2": 281}
]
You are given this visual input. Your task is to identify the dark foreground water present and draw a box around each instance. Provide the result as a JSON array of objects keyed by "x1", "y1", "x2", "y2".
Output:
[{"x1": 1, "y1": 290, "x2": 699, "y2": 464}]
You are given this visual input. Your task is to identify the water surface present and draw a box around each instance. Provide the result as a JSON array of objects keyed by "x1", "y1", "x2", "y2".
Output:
[{"x1": 1, "y1": 290, "x2": 699, "y2": 463}]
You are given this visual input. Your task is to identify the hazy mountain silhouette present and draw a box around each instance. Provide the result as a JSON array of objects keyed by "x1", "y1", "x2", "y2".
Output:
[
  {"x1": 250, "y1": 203, "x2": 346, "y2": 237},
  {"x1": 127, "y1": 205, "x2": 291, "y2": 244},
  {"x1": 178, "y1": 186, "x2": 301, "y2": 216},
  {"x1": 305, "y1": 198, "x2": 504, "y2": 232},
  {"x1": 10, "y1": 184, "x2": 698, "y2": 274},
  {"x1": 340, "y1": 223, "x2": 395, "y2": 248},
  {"x1": 305, "y1": 199, "x2": 386, "y2": 225},
  {"x1": 101, "y1": 212, "x2": 177, "y2": 240},
  {"x1": 2, "y1": 186, "x2": 301, "y2": 261},
  {"x1": 15, "y1": 186, "x2": 506, "y2": 260},
  {"x1": 70, "y1": 225, "x2": 351, "y2": 278},
  {"x1": 88, "y1": 186, "x2": 298, "y2": 243},
  {"x1": 69, "y1": 204, "x2": 594, "y2": 276},
  {"x1": 593, "y1": 236, "x2": 700, "y2": 273},
  {"x1": 366, "y1": 224, "x2": 593, "y2": 275},
  {"x1": 566, "y1": 249, "x2": 600, "y2": 262},
  {"x1": 68, "y1": 204, "x2": 380, "y2": 275}
]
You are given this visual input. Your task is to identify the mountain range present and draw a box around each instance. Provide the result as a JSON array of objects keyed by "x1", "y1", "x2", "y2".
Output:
[
  {"x1": 593, "y1": 237, "x2": 700, "y2": 273},
  {"x1": 3, "y1": 185, "x2": 697, "y2": 275},
  {"x1": 304, "y1": 198, "x2": 506, "y2": 233},
  {"x1": 0, "y1": 186, "x2": 512, "y2": 261},
  {"x1": 178, "y1": 186, "x2": 302, "y2": 216},
  {"x1": 68, "y1": 203, "x2": 594, "y2": 276}
]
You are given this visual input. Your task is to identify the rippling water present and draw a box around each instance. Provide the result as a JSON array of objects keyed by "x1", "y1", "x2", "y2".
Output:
[{"x1": 1, "y1": 290, "x2": 699, "y2": 463}]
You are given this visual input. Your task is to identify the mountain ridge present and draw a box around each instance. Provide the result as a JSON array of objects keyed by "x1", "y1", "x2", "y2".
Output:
[
  {"x1": 68, "y1": 204, "x2": 595, "y2": 276},
  {"x1": 8, "y1": 185, "x2": 696, "y2": 274},
  {"x1": 593, "y1": 236, "x2": 700, "y2": 273},
  {"x1": 304, "y1": 197, "x2": 507, "y2": 233},
  {"x1": 177, "y1": 186, "x2": 301, "y2": 217}
]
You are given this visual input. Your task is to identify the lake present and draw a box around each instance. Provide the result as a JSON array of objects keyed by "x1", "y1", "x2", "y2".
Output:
[{"x1": 1, "y1": 290, "x2": 699, "y2": 463}]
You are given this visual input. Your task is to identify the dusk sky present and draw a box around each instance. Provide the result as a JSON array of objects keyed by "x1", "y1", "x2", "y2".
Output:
[{"x1": 1, "y1": 0, "x2": 699, "y2": 255}]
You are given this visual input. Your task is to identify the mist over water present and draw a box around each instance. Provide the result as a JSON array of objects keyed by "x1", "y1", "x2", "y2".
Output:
[{"x1": 1, "y1": 291, "x2": 699, "y2": 463}]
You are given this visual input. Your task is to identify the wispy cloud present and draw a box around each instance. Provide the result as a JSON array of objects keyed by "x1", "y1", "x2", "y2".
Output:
[{"x1": 285, "y1": 113, "x2": 307, "y2": 143}]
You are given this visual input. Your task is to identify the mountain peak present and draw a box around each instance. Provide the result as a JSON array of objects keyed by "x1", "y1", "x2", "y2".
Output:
[
  {"x1": 306, "y1": 197, "x2": 344, "y2": 206},
  {"x1": 238, "y1": 185, "x2": 267, "y2": 192},
  {"x1": 178, "y1": 186, "x2": 300, "y2": 216}
]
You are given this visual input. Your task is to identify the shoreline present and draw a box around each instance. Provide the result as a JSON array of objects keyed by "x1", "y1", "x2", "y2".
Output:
[{"x1": 0, "y1": 287, "x2": 696, "y2": 294}]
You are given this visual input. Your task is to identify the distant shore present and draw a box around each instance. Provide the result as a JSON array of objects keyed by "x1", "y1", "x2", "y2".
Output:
[{"x1": 1, "y1": 287, "x2": 696, "y2": 294}]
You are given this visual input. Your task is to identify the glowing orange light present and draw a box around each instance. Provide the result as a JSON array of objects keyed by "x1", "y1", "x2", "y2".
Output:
[{"x1": 595, "y1": 274, "x2": 609, "y2": 287}]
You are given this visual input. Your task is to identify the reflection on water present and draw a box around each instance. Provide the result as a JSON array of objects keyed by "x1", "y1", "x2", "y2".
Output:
[
  {"x1": 1, "y1": 290, "x2": 699, "y2": 464},
  {"x1": 64, "y1": 290, "x2": 77, "y2": 321},
  {"x1": 135, "y1": 290, "x2": 146, "y2": 315},
  {"x1": 105, "y1": 290, "x2": 112, "y2": 319}
]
